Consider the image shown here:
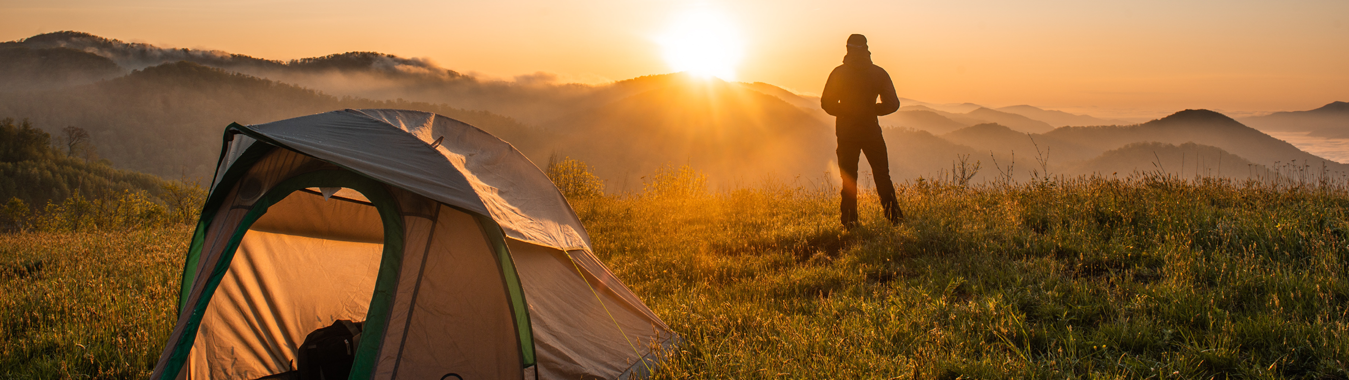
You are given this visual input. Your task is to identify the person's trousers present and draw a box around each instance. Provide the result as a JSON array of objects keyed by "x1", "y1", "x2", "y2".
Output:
[{"x1": 837, "y1": 137, "x2": 901, "y2": 225}]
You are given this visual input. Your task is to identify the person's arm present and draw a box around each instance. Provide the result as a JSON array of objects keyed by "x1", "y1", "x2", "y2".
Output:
[
  {"x1": 874, "y1": 68, "x2": 900, "y2": 116},
  {"x1": 821, "y1": 67, "x2": 842, "y2": 116}
]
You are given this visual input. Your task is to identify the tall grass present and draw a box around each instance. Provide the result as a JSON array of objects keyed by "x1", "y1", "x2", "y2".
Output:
[
  {"x1": 0, "y1": 227, "x2": 188, "y2": 378},
  {"x1": 2, "y1": 160, "x2": 1347, "y2": 378},
  {"x1": 559, "y1": 160, "x2": 1349, "y2": 379}
]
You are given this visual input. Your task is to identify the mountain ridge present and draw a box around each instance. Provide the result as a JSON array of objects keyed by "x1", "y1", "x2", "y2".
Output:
[
  {"x1": 0, "y1": 60, "x2": 550, "y2": 179},
  {"x1": 1239, "y1": 101, "x2": 1349, "y2": 138},
  {"x1": 996, "y1": 105, "x2": 1129, "y2": 127},
  {"x1": 1047, "y1": 109, "x2": 1334, "y2": 170}
]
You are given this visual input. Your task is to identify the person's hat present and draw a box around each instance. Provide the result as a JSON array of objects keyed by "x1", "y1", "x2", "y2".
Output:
[{"x1": 847, "y1": 34, "x2": 868, "y2": 48}]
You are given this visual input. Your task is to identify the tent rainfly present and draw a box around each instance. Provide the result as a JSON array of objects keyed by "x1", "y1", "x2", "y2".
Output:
[{"x1": 150, "y1": 109, "x2": 678, "y2": 380}]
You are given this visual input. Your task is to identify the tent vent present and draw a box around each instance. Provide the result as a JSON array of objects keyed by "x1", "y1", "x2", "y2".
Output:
[{"x1": 320, "y1": 187, "x2": 341, "y2": 200}]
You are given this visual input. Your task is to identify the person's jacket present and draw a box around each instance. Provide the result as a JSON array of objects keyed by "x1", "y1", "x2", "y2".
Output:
[{"x1": 821, "y1": 48, "x2": 900, "y2": 138}]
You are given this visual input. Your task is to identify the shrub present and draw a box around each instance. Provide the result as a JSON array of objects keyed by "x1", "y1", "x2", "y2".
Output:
[
  {"x1": 546, "y1": 155, "x2": 606, "y2": 198},
  {"x1": 643, "y1": 164, "x2": 708, "y2": 198},
  {"x1": 3, "y1": 197, "x2": 31, "y2": 231}
]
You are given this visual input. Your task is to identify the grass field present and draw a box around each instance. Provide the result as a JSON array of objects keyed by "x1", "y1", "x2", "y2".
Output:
[
  {"x1": 1, "y1": 227, "x2": 186, "y2": 378},
  {"x1": 3, "y1": 170, "x2": 1348, "y2": 379}
]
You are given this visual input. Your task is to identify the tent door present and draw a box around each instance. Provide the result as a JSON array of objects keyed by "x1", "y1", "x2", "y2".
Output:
[{"x1": 172, "y1": 170, "x2": 406, "y2": 380}]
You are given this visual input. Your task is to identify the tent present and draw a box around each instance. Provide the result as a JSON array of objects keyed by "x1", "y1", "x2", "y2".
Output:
[{"x1": 150, "y1": 109, "x2": 678, "y2": 380}]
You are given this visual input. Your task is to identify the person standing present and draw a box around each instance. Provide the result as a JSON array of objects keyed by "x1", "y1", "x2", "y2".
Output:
[{"x1": 821, "y1": 34, "x2": 903, "y2": 227}]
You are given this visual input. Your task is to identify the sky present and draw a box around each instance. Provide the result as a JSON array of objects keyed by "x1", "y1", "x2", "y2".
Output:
[{"x1": 2, "y1": 0, "x2": 1347, "y2": 119}]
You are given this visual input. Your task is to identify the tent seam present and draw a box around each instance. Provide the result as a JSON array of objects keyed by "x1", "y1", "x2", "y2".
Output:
[
  {"x1": 560, "y1": 249, "x2": 653, "y2": 376},
  {"x1": 389, "y1": 204, "x2": 441, "y2": 379}
]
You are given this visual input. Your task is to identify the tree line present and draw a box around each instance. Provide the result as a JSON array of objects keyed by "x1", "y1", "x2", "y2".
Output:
[{"x1": 0, "y1": 117, "x2": 204, "y2": 231}]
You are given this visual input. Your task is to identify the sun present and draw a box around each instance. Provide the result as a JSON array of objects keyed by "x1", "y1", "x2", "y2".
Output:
[{"x1": 656, "y1": 8, "x2": 744, "y2": 80}]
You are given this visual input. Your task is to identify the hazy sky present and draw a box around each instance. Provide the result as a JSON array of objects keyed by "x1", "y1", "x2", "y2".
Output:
[{"x1": 3, "y1": 0, "x2": 1347, "y2": 119}]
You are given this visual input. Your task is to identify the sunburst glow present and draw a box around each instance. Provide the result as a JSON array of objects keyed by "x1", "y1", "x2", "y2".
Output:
[{"x1": 656, "y1": 8, "x2": 744, "y2": 80}]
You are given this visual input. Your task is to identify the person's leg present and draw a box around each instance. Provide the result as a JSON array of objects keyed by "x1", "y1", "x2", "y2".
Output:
[
  {"x1": 837, "y1": 139, "x2": 862, "y2": 227},
  {"x1": 861, "y1": 137, "x2": 902, "y2": 223}
]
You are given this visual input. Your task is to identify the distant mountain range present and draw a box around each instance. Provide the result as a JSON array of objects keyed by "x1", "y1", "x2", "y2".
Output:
[
  {"x1": 1068, "y1": 142, "x2": 1260, "y2": 179},
  {"x1": 5, "y1": 31, "x2": 463, "y2": 79},
  {"x1": 995, "y1": 105, "x2": 1129, "y2": 127},
  {"x1": 733, "y1": 84, "x2": 1117, "y2": 134},
  {"x1": 1, "y1": 31, "x2": 1345, "y2": 188},
  {"x1": 539, "y1": 74, "x2": 833, "y2": 191},
  {"x1": 0, "y1": 61, "x2": 546, "y2": 180},
  {"x1": 888, "y1": 105, "x2": 1056, "y2": 134},
  {"x1": 1240, "y1": 101, "x2": 1349, "y2": 138}
]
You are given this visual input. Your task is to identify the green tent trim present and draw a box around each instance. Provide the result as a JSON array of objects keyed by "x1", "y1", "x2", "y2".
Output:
[{"x1": 161, "y1": 169, "x2": 405, "y2": 380}]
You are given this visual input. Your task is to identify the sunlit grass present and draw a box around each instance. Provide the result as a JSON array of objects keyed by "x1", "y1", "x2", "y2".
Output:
[
  {"x1": 571, "y1": 168, "x2": 1349, "y2": 379},
  {"x1": 0, "y1": 227, "x2": 188, "y2": 378},
  {"x1": 3, "y1": 163, "x2": 1349, "y2": 378}
]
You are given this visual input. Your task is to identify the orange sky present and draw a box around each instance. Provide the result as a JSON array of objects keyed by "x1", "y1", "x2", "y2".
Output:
[{"x1": 3, "y1": 0, "x2": 1347, "y2": 119}]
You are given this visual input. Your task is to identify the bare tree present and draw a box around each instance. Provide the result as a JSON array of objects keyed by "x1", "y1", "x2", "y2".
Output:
[
  {"x1": 82, "y1": 143, "x2": 99, "y2": 164},
  {"x1": 62, "y1": 126, "x2": 89, "y2": 157}
]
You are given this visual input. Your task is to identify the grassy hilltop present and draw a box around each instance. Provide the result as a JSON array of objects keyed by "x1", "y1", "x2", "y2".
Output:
[
  {"x1": 579, "y1": 165, "x2": 1349, "y2": 379},
  {"x1": 3, "y1": 161, "x2": 1349, "y2": 378}
]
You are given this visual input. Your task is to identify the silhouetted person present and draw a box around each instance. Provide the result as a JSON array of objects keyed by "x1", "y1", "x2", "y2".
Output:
[{"x1": 821, "y1": 34, "x2": 902, "y2": 227}]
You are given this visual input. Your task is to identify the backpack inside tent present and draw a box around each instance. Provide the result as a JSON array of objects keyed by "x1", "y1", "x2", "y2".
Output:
[{"x1": 150, "y1": 109, "x2": 678, "y2": 380}]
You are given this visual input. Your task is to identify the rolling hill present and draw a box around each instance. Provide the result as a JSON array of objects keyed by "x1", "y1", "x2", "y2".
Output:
[
  {"x1": 880, "y1": 128, "x2": 982, "y2": 181},
  {"x1": 3, "y1": 31, "x2": 596, "y2": 126},
  {"x1": 965, "y1": 107, "x2": 1056, "y2": 134},
  {"x1": 942, "y1": 123, "x2": 1096, "y2": 166},
  {"x1": 882, "y1": 110, "x2": 968, "y2": 134},
  {"x1": 541, "y1": 74, "x2": 834, "y2": 190},
  {"x1": 896, "y1": 98, "x2": 983, "y2": 114},
  {"x1": 1045, "y1": 109, "x2": 1337, "y2": 170},
  {"x1": 0, "y1": 43, "x2": 124, "y2": 90},
  {"x1": 997, "y1": 105, "x2": 1128, "y2": 127},
  {"x1": 0, "y1": 118, "x2": 172, "y2": 210},
  {"x1": 929, "y1": 110, "x2": 1347, "y2": 180},
  {"x1": 1066, "y1": 142, "x2": 1260, "y2": 179},
  {"x1": 881, "y1": 105, "x2": 1055, "y2": 134},
  {"x1": 15, "y1": 31, "x2": 281, "y2": 72},
  {"x1": 0, "y1": 61, "x2": 548, "y2": 180},
  {"x1": 1240, "y1": 101, "x2": 1349, "y2": 137}
]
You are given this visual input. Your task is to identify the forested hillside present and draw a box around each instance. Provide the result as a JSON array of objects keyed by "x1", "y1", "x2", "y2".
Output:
[
  {"x1": 0, "y1": 44, "x2": 123, "y2": 90},
  {"x1": 0, "y1": 61, "x2": 550, "y2": 180},
  {"x1": 0, "y1": 118, "x2": 164, "y2": 205},
  {"x1": 0, "y1": 118, "x2": 201, "y2": 231}
]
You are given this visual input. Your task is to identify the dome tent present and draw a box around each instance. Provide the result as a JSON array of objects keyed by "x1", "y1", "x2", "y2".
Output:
[{"x1": 151, "y1": 109, "x2": 677, "y2": 380}]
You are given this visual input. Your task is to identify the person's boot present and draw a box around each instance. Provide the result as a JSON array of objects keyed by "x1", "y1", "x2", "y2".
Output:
[
  {"x1": 878, "y1": 187, "x2": 903, "y2": 225},
  {"x1": 841, "y1": 210, "x2": 858, "y2": 230},
  {"x1": 884, "y1": 205, "x2": 904, "y2": 225},
  {"x1": 840, "y1": 189, "x2": 859, "y2": 229}
]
